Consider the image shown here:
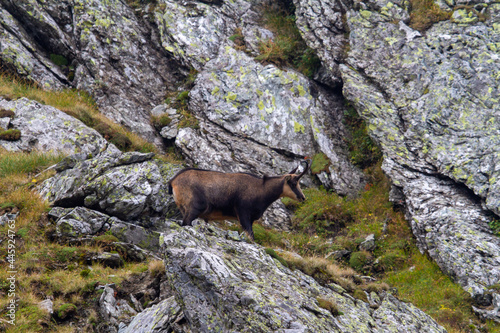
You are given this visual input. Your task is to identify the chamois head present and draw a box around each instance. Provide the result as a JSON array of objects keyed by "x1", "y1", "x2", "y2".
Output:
[{"x1": 281, "y1": 160, "x2": 309, "y2": 202}]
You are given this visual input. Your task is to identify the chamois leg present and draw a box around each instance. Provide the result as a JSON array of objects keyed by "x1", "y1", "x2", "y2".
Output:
[
  {"x1": 237, "y1": 212, "x2": 255, "y2": 241},
  {"x1": 181, "y1": 208, "x2": 204, "y2": 226}
]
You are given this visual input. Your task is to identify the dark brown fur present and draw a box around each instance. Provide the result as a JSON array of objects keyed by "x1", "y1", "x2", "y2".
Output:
[{"x1": 168, "y1": 163, "x2": 309, "y2": 240}]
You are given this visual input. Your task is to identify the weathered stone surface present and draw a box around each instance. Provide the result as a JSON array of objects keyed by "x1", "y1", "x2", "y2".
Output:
[
  {"x1": 48, "y1": 205, "x2": 164, "y2": 252},
  {"x1": 158, "y1": 222, "x2": 446, "y2": 332},
  {"x1": 39, "y1": 149, "x2": 181, "y2": 223},
  {"x1": 329, "y1": 0, "x2": 500, "y2": 320},
  {"x1": 91, "y1": 252, "x2": 124, "y2": 268},
  {"x1": 99, "y1": 284, "x2": 137, "y2": 327},
  {"x1": 0, "y1": 0, "x2": 181, "y2": 147},
  {"x1": 118, "y1": 296, "x2": 183, "y2": 333},
  {"x1": 153, "y1": 0, "x2": 269, "y2": 71},
  {"x1": 181, "y1": 46, "x2": 365, "y2": 196},
  {"x1": 0, "y1": 97, "x2": 111, "y2": 155},
  {"x1": 293, "y1": 0, "x2": 348, "y2": 87}
]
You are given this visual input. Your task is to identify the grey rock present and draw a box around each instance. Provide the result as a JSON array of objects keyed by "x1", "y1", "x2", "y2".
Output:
[
  {"x1": 92, "y1": 252, "x2": 124, "y2": 268},
  {"x1": 54, "y1": 206, "x2": 111, "y2": 238},
  {"x1": 359, "y1": 234, "x2": 376, "y2": 252},
  {"x1": 334, "y1": 0, "x2": 500, "y2": 320},
  {"x1": 0, "y1": 97, "x2": 112, "y2": 155},
  {"x1": 293, "y1": 0, "x2": 347, "y2": 87},
  {"x1": 39, "y1": 149, "x2": 181, "y2": 223},
  {"x1": 48, "y1": 205, "x2": 164, "y2": 252},
  {"x1": 99, "y1": 284, "x2": 137, "y2": 327},
  {"x1": 180, "y1": 46, "x2": 365, "y2": 196},
  {"x1": 159, "y1": 222, "x2": 447, "y2": 332},
  {"x1": 119, "y1": 296, "x2": 183, "y2": 333},
  {"x1": 0, "y1": 0, "x2": 180, "y2": 147},
  {"x1": 38, "y1": 299, "x2": 54, "y2": 315},
  {"x1": 112, "y1": 242, "x2": 148, "y2": 262}
]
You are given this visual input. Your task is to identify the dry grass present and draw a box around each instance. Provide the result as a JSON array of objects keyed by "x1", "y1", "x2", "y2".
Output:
[
  {"x1": 148, "y1": 259, "x2": 165, "y2": 278},
  {"x1": 0, "y1": 73, "x2": 156, "y2": 153}
]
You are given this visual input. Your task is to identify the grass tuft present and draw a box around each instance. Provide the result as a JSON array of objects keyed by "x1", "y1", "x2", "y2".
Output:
[{"x1": 256, "y1": 5, "x2": 321, "y2": 78}]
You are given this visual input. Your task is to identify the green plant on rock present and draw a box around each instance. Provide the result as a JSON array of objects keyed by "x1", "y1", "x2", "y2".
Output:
[
  {"x1": 265, "y1": 248, "x2": 289, "y2": 268},
  {"x1": 317, "y1": 297, "x2": 343, "y2": 316},
  {"x1": 0, "y1": 108, "x2": 15, "y2": 118},
  {"x1": 489, "y1": 219, "x2": 500, "y2": 237},
  {"x1": 409, "y1": 0, "x2": 451, "y2": 31},
  {"x1": 310, "y1": 153, "x2": 331, "y2": 175},
  {"x1": 229, "y1": 27, "x2": 246, "y2": 51},
  {"x1": 256, "y1": 4, "x2": 321, "y2": 78},
  {"x1": 0, "y1": 129, "x2": 21, "y2": 141},
  {"x1": 349, "y1": 250, "x2": 372, "y2": 271},
  {"x1": 151, "y1": 113, "x2": 172, "y2": 131},
  {"x1": 343, "y1": 104, "x2": 382, "y2": 169},
  {"x1": 57, "y1": 303, "x2": 77, "y2": 320}
]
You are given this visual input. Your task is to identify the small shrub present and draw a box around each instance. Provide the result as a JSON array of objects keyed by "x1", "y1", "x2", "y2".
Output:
[
  {"x1": 57, "y1": 303, "x2": 77, "y2": 320},
  {"x1": 0, "y1": 129, "x2": 21, "y2": 141},
  {"x1": 377, "y1": 250, "x2": 406, "y2": 271},
  {"x1": 489, "y1": 219, "x2": 500, "y2": 236},
  {"x1": 80, "y1": 269, "x2": 91, "y2": 278},
  {"x1": 353, "y1": 289, "x2": 369, "y2": 303},
  {"x1": 292, "y1": 188, "x2": 352, "y2": 237},
  {"x1": 17, "y1": 227, "x2": 28, "y2": 238},
  {"x1": 343, "y1": 105, "x2": 382, "y2": 169},
  {"x1": 349, "y1": 251, "x2": 372, "y2": 271},
  {"x1": 50, "y1": 54, "x2": 69, "y2": 67},
  {"x1": 55, "y1": 247, "x2": 80, "y2": 263},
  {"x1": 0, "y1": 108, "x2": 15, "y2": 118},
  {"x1": 317, "y1": 297, "x2": 343, "y2": 316},
  {"x1": 229, "y1": 28, "x2": 246, "y2": 50}
]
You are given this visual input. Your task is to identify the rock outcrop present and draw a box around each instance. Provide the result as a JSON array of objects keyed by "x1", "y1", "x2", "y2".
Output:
[
  {"x1": 295, "y1": 0, "x2": 500, "y2": 321},
  {"x1": 0, "y1": 97, "x2": 112, "y2": 155},
  {"x1": 0, "y1": 0, "x2": 181, "y2": 146},
  {"x1": 122, "y1": 221, "x2": 446, "y2": 333}
]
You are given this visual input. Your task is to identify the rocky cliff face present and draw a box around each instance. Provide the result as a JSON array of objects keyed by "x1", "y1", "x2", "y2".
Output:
[
  {"x1": 294, "y1": 0, "x2": 500, "y2": 320},
  {"x1": 1, "y1": 0, "x2": 499, "y2": 329}
]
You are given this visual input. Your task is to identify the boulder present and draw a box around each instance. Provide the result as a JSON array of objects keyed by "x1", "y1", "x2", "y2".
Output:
[
  {"x1": 118, "y1": 296, "x2": 183, "y2": 333},
  {"x1": 156, "y1": 222, "x2": 447, "y2": 332},
  {"x1": 39, "y1": 149, "x2": 181, "y2": 223},
  {"x1": 0, "y1": 97, "x2": 112, "y2": 155}
]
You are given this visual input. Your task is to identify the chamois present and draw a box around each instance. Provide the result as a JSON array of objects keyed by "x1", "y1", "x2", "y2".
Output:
[{"x1": 167, "y1": 161, "x2": 309, "y2": 240}]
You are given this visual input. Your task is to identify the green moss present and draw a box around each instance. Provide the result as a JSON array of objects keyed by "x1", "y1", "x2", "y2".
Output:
[
  {"x1": 265, "y1": 248, "x2": 289, "y2": 268},
  {"x1": 93, "y1": 234, "x2": 119, "y2": 247},
  {"x1": 152, "y1": 114, "x2": 172, "y2": 130},
  {"x1": 0, "y1": 129, "x2": 21, "y2": 141},
  {"x1": 0, "y1": 108, "x2": 15, "y2": 118},
  {"x1": 349, "y1": 251, "x2": 371, "y2": 271},
  {"x1": 343, "y1": 104, "x2": 382, "y2": 169},
  {"x1": 352, "y1": 289, "x2": 368, "y2": 303},
  {"x1": 311, "y1": 153, "x2": 331, "y2": 175},
  {"x1": 50, "y1": 54, "x2": 69, "y2": 67},
  {"x1": 57, "y1": 303, "x2": 77, "y2": 320},
  {"x1": 409, "y1": 0, "x2": 452, "y2": 31}
]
